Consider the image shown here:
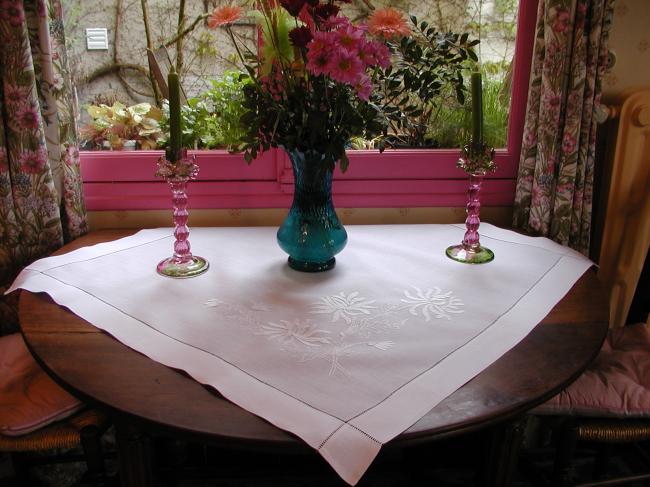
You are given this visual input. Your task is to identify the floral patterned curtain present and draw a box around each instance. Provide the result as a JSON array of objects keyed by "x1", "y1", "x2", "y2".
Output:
[
  {"x1": 0, "y1": 0, "x2": 87, "y2": 334},
  {"x1": 513, "y1": 0, "x2": 615, "y2": 255}
]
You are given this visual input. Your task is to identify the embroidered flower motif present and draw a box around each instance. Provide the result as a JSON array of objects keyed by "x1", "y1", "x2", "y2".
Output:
[
  {"x1": 258, "y1": 319, "x2": 331, "y2": 347},
  {"x1": 368, "y1": 341, "x2": 394, "y2": 351},
  {"x1": 250, "y1": 302, "x2": 270, "y2": 312},
  {"x1": 401, "y1": 287, "x2": 464, "y2": 321},
  {"x1": 310, "y1": 291, "x2": 376, "y2": 323}
]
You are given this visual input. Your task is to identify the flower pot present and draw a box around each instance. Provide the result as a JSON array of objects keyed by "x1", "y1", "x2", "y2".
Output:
[
  {"x1": 122, "y1": 140, "x2": 137, "y2": 151},
  {"x1": 276, "y1": 148, "x2": 347, "y2": 272}
]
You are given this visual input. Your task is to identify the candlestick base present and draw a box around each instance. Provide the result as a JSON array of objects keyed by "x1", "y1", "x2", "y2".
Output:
[
  {"x1": 445, "y1": 244, "x2": 494, "y2": 264},
  {"x1": 157, "y1": 256, "x2": 209, "y2": 278}
]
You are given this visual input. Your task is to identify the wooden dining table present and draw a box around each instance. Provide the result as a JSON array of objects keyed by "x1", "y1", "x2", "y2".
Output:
[{"x1": 18, "y1": 229, "x2": 609, "y2": 487}]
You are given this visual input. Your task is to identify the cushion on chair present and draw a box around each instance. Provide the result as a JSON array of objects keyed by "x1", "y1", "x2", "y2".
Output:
[
  {"x1": 0, "y1": 333, "x2": 82, "y2": 437},
  {"x1": 536, "y1": 323, "x2": 650, "y2": 418}
]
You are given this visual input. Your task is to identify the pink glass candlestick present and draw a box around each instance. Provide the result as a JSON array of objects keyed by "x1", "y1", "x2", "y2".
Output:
[
  {"x1": 446, "y1": 170, "x2": 494, "y2": 264},
  {"x1": 156, "y1": 150, "x2": 209, "y2": 278}
]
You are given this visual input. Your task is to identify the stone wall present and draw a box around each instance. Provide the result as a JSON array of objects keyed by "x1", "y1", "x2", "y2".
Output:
[{"x1": 63, "y1": 0, "x2": 517, "y2": 113}]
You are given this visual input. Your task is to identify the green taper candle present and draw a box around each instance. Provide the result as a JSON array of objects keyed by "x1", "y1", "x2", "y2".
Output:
[
  {"x1": 471, "y1": 72, "x2": 483, "y2": 149},
  {"x1": 168, "y1": 66, "x2": 181, "y2": 162}
]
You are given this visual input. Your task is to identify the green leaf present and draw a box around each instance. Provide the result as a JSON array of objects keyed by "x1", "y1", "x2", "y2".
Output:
[{"x1": 340, "y1": 151, "x2": 349, "y2": 173}]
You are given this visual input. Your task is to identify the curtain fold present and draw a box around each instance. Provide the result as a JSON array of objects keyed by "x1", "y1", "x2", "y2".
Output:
[
  {"x1": 0, "y1": 0, "x2": 87, "y2": 333},
  {"x1": 513, "y1": 0, "x2": 615, "y2": 255}
]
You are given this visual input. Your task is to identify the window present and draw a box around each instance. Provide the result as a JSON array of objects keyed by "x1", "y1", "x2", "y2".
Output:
[{"x1": 76, "y1": 0, "x2": 537, "y2": 211}]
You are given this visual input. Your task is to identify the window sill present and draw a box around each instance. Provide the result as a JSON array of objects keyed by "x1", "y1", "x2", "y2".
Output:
[{"x1": 80, "y1": 148, "x2": 517, "y2": 210}]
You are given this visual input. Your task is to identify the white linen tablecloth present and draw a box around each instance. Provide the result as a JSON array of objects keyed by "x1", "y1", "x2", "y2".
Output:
[{"x1": 8, "y1": 224, "x2": 592, "y2": 484}]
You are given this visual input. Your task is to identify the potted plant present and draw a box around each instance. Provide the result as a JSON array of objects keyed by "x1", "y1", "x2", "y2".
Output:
[
  {"x1": 80, "y1": 101, "x2": 163, "y2": 150},
  {"x1": 158, "y1": 71, "x2": 251, "y2": 151}
]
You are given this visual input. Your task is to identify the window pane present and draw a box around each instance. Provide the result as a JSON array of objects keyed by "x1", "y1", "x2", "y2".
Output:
[{"x1": 64, "y1": 0, "x2": 518, "y2": 151}]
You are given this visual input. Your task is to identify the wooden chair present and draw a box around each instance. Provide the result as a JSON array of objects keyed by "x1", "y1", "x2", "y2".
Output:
[
  {"x1": 0, "y1": 333, "x2": 110, "y2": 486},
  {"x1": 529, "y1": 89, "x2": 650, "y2": 486}
]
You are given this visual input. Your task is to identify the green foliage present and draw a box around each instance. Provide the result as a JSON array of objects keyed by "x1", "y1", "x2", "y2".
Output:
[
  {"x1": 159, "y1": 71, "x2": 250, "y2": 150},
  {"x1": 239, "y1": 74, "x2": 386, "y2": 172},
  {"x1": 80, "y1": 102, "x2": 163, "y2": 150},
  {"x1": 250, "y1": 8, "x2": 296, "y2": 75},
  {"x1": 427, "y1": 76, "x2": 509, "y2": 149},
  {"x1": 373, "y1": 16, "x2": 479, "y2": 147}
]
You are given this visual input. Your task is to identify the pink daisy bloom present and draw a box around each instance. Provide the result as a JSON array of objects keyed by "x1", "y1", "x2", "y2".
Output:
[
  {"x1": 359, "y1": 40, "x2": 391, "y2": 69},
  {"x1": 329, "y1": 50, "x2": 364, "y2": 85},
  {"x1": 335, "y1": 23, "x2": 365, "y2": 51},
  {"x1": 306, "y1": 50, "x2": 331, "y2": 77},
  {"x1": 322, "y1": 15, "x2": 349, "y2": 30},
  {"x1": 18, "y1": 148, "x2": 47, "y2": 174},
  {"x1": 354, "y1": 76, "x2": 373, "y2": 101},
  {"x1": 308, "y1": 31, "x2": 333, "y2": 55}
]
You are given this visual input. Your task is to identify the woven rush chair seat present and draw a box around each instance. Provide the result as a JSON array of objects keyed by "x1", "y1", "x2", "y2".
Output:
[{"x1": 0, "y1": 408, "x2": 108, "y2": 452}]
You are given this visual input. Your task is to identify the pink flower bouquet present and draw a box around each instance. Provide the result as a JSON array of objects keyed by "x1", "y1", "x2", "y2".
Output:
[{"x1": 208, "y1": 0, "x2": 410, "y2": 170}]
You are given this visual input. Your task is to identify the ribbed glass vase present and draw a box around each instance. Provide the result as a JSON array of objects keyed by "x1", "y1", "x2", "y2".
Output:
[{"x1": 277, "y1": 149, "x2": 347, "y2": 272}]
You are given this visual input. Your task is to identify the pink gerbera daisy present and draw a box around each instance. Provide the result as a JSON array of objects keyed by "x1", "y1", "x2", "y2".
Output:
[
  {"x1": 367, "y1": 8, "x2": 410, "y2": 39},
  {"x1": 207, "y1": 5, "x2": 243, "y2": 28}
]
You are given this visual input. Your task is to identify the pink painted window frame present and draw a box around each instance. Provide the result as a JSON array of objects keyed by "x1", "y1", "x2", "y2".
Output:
[{"x1": 80, "y1": 1, "x2": 536, "y2": 211}]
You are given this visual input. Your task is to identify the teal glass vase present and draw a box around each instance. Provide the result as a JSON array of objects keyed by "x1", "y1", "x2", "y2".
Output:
[{"x1": 277, "y1": 149, "x2": 347, "y2": 272}]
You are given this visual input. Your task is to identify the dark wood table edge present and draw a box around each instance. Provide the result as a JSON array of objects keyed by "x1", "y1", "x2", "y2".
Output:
[{"x1": 17, "y1": 230, "x2": 610, "y2": 458}]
